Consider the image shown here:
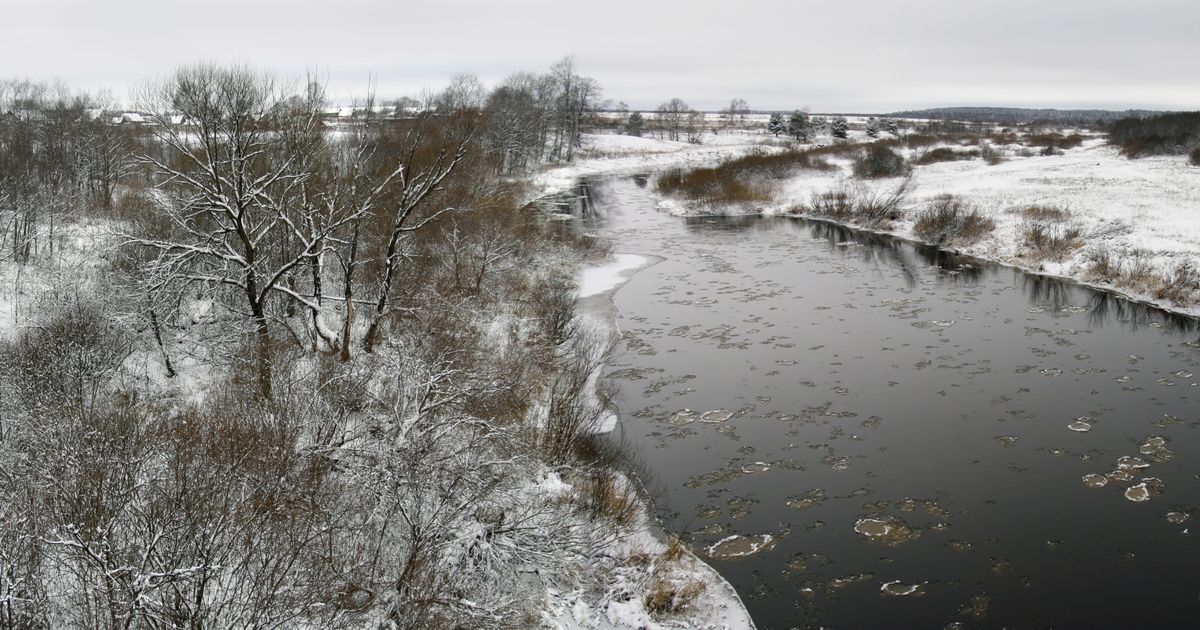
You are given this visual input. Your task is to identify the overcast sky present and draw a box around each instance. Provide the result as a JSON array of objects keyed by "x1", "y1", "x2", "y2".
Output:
[{"x1": 3, "y1": 0, "x2": 1199, "y2": 112}]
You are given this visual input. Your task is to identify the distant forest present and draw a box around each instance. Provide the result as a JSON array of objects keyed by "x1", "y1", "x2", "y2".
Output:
[{"x1": 888, "y1": 106, "x2": 1165, "y2": 126}]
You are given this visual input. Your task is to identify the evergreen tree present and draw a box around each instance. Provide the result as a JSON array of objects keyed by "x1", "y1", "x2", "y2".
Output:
[
  {"x1": 787, "y1": 110, "x2": 810, "y2": 142},
  {"x1": 768, "y1": 112, "x2": 786, "y2": 136},
  {"x1": 882, "y1": 118, "x2": 900, "y2": 136},
  {"x1": 810, "y1": 116, "x2": 828, "y2": 135},
  {"x1": 625, "y1": 111, "x2": 644, "y2": 137},
  {"x1": 831, "y1": 116, "x2": 849, "y2": 139},
  {"x1": 865, "y1": 117, "x2": 880, "y2": 138}
]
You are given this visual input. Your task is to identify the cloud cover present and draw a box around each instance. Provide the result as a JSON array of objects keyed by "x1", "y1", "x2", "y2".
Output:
[{"x1": 3, "y1": 0, "x2": 1198, "y2": 112}]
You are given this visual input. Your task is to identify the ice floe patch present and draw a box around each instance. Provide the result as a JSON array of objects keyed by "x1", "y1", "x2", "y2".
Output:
[
  {"x1": 880, "y1": 581, "x2": 925, "y2": 597},
  {"x1": 1067, "y1": 417, "x2": 1094, "y2": 432},
  {"x1": 705, "y1": 534, "x2": 776, "y2": 560},
  {"x1": 786, "y1": 489, "x2": 826, "y2": 511},
  {"x1": 854, "y1": 517, "x2": 919, "y2": 545},
  {"x1": 699, "y1": 409, "x2": 733, "y2": 424},
  {"x1": 1125, "y1": 478, "x2": 1164, "y2": 503}
]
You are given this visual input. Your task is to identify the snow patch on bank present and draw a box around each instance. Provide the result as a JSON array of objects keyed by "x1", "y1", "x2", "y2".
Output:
[{"x1": 578, "y1": 253, "x2": 649, "y2": 298}]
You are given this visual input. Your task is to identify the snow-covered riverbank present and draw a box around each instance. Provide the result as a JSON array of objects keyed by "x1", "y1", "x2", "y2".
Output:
[
  {"x1": 531, "y1": 133, "x2": 764, "y2": 629},
  {"x1": 659, "y1": 133, "x2": 1200, "y2": 318}
]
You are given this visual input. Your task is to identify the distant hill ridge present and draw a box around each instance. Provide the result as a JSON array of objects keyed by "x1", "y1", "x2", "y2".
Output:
[{"x1": 888, "y1": 107, "x2": 1168, "y2": 125}]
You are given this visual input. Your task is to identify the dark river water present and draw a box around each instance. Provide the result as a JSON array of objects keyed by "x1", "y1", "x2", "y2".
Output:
[{"x1": 562, "y1": 174, "x2": 1200, "y2": 629}]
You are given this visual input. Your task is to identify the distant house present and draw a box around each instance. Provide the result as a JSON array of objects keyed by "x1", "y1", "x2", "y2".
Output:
[{"x1": 111, "y1": 112, "x2": 152, "y2": 125}]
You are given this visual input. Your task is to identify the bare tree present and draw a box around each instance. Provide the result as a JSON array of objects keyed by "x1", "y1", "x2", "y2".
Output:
[
  {"x1": 656, "y1": 98, "x2": 690, "y2": 142},
  {"x1": 132, "y1": 64, "x2": 351, "y2": 399}
]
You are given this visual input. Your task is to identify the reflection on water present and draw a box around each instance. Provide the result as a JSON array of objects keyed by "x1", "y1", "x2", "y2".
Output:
[{"x1": 568, "y1": 174, "x2": 1200, "y2": 629}]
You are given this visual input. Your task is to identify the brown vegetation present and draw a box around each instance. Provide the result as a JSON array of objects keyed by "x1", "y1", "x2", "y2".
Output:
[
  {"x1": 916, "y1": 147, "x2": 979, "y2": 165},
  {"x1": 912, "y1": 195, "x2": 996, "y2": 245},
  {"x1": 645, "y1": 578, "x2": 707, "y2": 615},
  {"x1": 1017, "y1": 205, "x2": 1072, "y2": 222},
  {"x1": 655, "y1": 148, "x2": 836, "y2": 206},
  {"x1": 1022, "y1": 222, "x2": 1084, "y2": 261},
  {"x1": 794, "y1": 178, "x2": 912, "y2": 228},
  {"x1": 852, "y1": 143, "x2": 909, "y2": 179}
]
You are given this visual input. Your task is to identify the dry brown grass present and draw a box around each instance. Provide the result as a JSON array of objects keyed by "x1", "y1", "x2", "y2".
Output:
[
  {"x1": 1022, "y1": 222, "x2": 1084, "y2": 261},
  {"x1": 1085, "y1": 249, "x2": 1200, "y2": 306},
  {"x1": 916, "y1": 147, "x2": 979, "y2": 165},
  {"x1": 655, "y1": 147, "x2": 837, "y2": 206},
  {"x1": 1153, "y1": 261, "x2": 1200, "y2": 305},
  {"x1": 1083, "y1": 247, "x2": 1120, "y2": 283},
  {"x1": 1026, "y1": 132, "x2": 1085, "y2": 151},
  {"x1": 1017, "y1": 205, "x2": 1072, "y2": 222},
  {"x1": 644, "y1": 577, "x2": 707, "y2": 615},
  {"x1": 794, "y1": 178, "x2": 912, "y2": 228},
  {"x1": 912, "y1": 195, "x2": 996, "y2": 245},
  {"x1": 576, "y1": 468, "x2": 639, "y2": 526},
  {"x1": 662, "y1": 534, "x2": 687, "y2": 562},
  {"x1": 852, "y1": 143, "x2": 909, "y2": 179}
]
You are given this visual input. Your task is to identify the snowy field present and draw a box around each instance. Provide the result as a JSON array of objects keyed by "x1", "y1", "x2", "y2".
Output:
[{"x1": 765, "y1": 137, "x2": 1200, "y2": 315}]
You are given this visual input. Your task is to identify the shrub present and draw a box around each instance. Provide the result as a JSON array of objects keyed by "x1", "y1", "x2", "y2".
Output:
[
  {"x1": 645, "y1": 577, "x2": 706, "y2": 615},
  {"x1": 1018, "y1": 205, "x2": 1071, "y2": 222},
  {"x1": 916, "y1": 147, "x2": 978, "y2": 165},
  {"x1": 852, "y1": 144, "x2": 908, "y2": 178},
  {"x1": 655, "y1": 148, "x2": 835, "y2": 206},
  {"x1": 577, "y1": 468, "x2": 638, "y2": 526},
  {"x1": 1153, "y1": 261, "x2": 1200, "y2": 305},
  {"x1": 797, "y1": 178, "x2": 911, "y2": 227},
  {"x1": 1022, "y1": 222, "x2": 1083, "y2": 261},
  {"x1": 1026, "y1": 132, "x2": 1085, "y2": 152},
  {"x1": 662, "y1": 535, "x2": 687, "y2": 562},
  {"x1": 1084, "y1": 247, "x2": 1119, "y2": 283},
  {"x1": 979, "y1": 143, "x2": 1005, "y2": 165},
  {"x1": 1190, "y1": 145, "x2": 1200, "y2": 166},
  {"x1": 2, "y1": 296, "x2": 131, "y2": 416},
  {"x1": 912, "y1": 195, "x2": 996, "y2": 245}
]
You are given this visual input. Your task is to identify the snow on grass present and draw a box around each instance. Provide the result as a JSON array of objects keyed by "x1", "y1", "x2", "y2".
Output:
[
  {"x1": 529, "y1": 132, "x2": 778, "y2": 201},
  {"x1": 545, "y1": 472, "x2": 755, "y2": 630}
]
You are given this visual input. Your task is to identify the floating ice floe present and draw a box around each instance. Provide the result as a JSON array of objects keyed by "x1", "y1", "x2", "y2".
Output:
[
  {"x1": 700, "y1": 409, "x2": 733, "y2": 424},
  {"x1": 1081, "y1": 473, "x2": 1108, "y2": 488},
  {"x1": 786, "y1": 489, "x2": 826, "y2": 511},
  {"x1": 1139, "y1": 436, "x2": 1174, "y2": 462},
  {"x1": 740, "y1": 461, "x2": 770, "y2": 474},
  {"x1": 705, "y1": 533, "x2": 776, "y2": 560},
  {"x1": 854, "y1": 517, "x2": 919, "y2": 545},
  {"x1": 880, "y1": 581, "x2": 923, "y2": 597},
  {"x1": 1166, "y1": 511, "x2": 1190, "y2": 525},
  {"x1": 1116, "y1": 456, "x2": 1150, "y2": 470},
  {"x1": 1125, "y1": 477, "x2": 1164, "y2": 503},
  {"x1": 1067, "y1": 417, "x2": 1094, "y2": 432},
  {"x1": 1125, "y1": 483, "x2": 1151, "y2": 502},
  {"x1": 668, "y1": 409, "x2": 698, "y2": 426}
]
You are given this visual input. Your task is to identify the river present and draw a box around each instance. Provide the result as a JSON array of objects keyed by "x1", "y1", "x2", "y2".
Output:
[{"x1": 560, "y1": 174, "x2": 1200, "y2": 629}]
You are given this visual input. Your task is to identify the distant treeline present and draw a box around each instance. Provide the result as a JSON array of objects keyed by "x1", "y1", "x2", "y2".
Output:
[
  {"x1": 1106, "y1": 111, "x2": 1200, "y2": 158},
  {"x1": 888, "y1": 107, "x2": 1163, "y2": 126}
]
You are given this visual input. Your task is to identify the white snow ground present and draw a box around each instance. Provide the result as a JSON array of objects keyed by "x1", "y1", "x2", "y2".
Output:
[{"x1": 578, "y1": 253, "x2": 650, "y2": 298}]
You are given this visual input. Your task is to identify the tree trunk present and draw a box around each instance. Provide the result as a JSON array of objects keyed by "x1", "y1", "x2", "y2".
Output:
[{"x1": 251, "y1": 304, "x2": 273, "y2": 400}]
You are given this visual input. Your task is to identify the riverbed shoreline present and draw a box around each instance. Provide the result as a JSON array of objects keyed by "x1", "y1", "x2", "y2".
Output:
[{"x1": 536, "y1": 134, "x2": 765, "y2": 630}]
